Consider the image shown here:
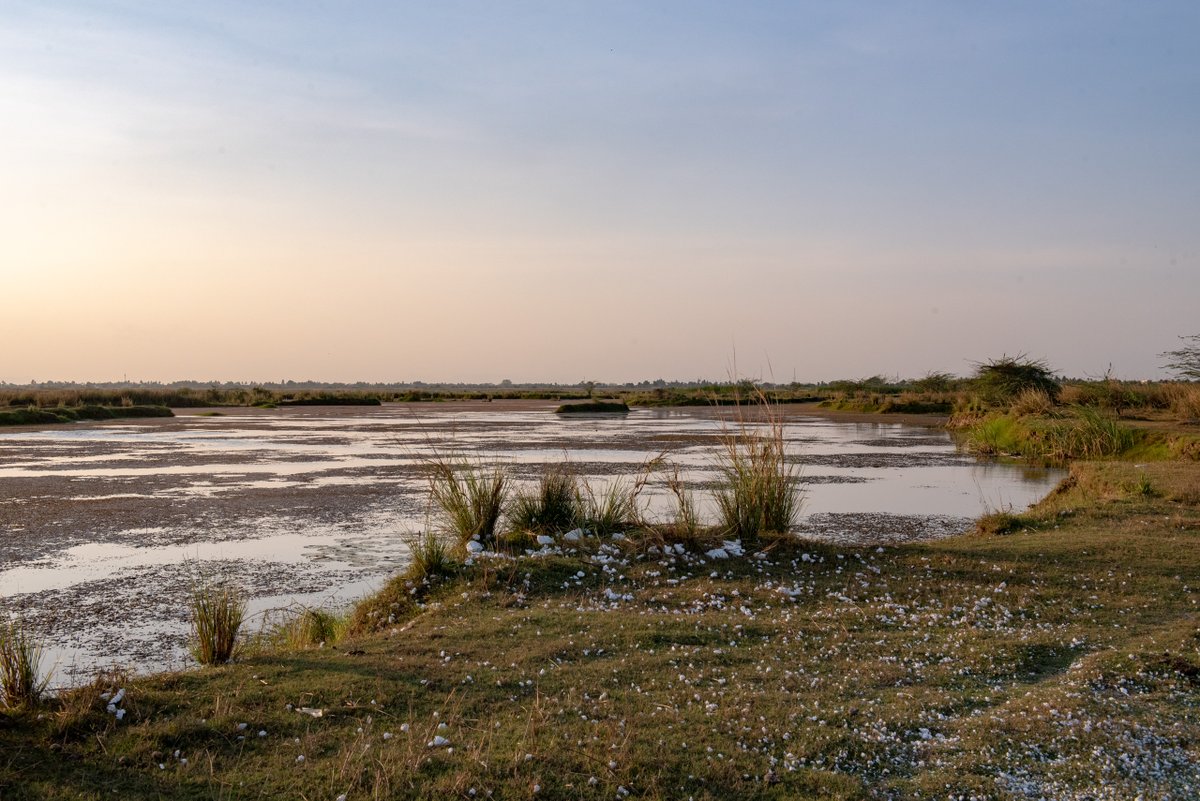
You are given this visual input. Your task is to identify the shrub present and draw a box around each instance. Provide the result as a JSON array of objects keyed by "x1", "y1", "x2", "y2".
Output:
[
  {"x1": 428, "y1": 459, "x2": 509, "y2": 549},
  {"x1": 190, "y1": 582, "x2": 246, "y2": 666},
  {"x1": 972, "y1": 355, "x2": 1060, "y2": 406},
  {"x1": 0, "y1": 617, "x2": 51, "y2": 708}
]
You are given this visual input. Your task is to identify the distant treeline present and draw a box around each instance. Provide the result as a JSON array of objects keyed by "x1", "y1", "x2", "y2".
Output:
[{"x1": 1, "y1": 367, "x2": 1194, "y2": 417}]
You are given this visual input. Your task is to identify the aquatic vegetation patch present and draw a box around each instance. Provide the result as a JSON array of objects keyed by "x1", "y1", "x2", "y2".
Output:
[
  {"x1": 0, "y1": 404, "x2": 173, "y2": 426},
  {"x1": 555, "y1": 400, "x2": 630, "y2": 414}
]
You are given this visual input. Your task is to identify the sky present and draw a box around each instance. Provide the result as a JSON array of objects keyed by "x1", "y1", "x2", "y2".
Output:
[{"x1": 2, "y1": 1, "x2": 1197, "y2": 384}]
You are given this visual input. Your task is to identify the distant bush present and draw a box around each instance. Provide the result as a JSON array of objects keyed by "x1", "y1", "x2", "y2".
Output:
[
  {"x1": 555, "y1": 401, "x2": 630, "y2": 414},
  {"x1": 972, "y1": 355, "x2": 1060, "y2": 405},
  {"x1": 0, "y1": 405, "x2": 173, "y2": 426}
]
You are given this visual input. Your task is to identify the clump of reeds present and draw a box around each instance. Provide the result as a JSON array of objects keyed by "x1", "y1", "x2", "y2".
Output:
[
  {"x1": 190, "y1": 582, "x2": 246, "y2": 666},
  {"x1": 428, "y1": 458, "x2": 509, "y2": 549},
  {"x1": 404, "y1": 532, "x2": 459, "y2": 585},
  {"x1": 282, "y1": 607, "x2": 344, "y2": 650},
  {"x1": 712, "y1": 391, "x2": 802, "y2": 543},
  {"x1": 579, "y1": 459, "x2": 657, "y2": 536},
  {"x1": 509, "y1": 468, "x2": 582, "y2": 534},
  {"x1": 1166, "y1": 384, "x2": 1200, "y2": 421},
  {"x1": 1045, "y1": 407, "x2": 1137, "y2": 460},
  {"x1": 662, "y1": 464, "x2": 702, "y2": 544},
  {"x1": 0, "y1": 616, "x2": 51, "y2": 709}
]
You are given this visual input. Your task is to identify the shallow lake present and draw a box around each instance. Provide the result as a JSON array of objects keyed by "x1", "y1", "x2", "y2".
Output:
[{"x1": 0, "y1": 401, "x2": 1061, "y2": 680}]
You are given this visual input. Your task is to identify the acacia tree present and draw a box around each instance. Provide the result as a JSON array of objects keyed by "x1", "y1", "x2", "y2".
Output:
[{"x1": 1160, "y1": 335, "x2": 1200, "y2": 380}]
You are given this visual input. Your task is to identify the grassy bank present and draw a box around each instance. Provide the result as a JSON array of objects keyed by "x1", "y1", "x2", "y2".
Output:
[{"x1": 3, "y1": 456, "x2": 1199, "y2": 798}]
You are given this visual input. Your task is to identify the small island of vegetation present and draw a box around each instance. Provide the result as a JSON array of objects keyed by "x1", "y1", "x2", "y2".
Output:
[{"x1": 554, "y1": 400, "x2": 631, "y2": 414}]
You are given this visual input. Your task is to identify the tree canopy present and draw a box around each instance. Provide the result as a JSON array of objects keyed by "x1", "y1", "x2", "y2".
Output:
[{"x1": 1161, "y1": 334, "x2": 1200, "y2": 380}]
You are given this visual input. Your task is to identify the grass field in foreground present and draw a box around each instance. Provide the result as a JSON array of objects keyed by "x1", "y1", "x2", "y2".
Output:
[{"x1": 2, "y1": 461, "x2": 1199, "y2": 799}]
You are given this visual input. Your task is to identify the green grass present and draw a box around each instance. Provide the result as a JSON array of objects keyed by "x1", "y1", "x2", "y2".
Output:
[
  {"x1": 189, "y1": 582, "x2": 246, "y2": 667},
  {"x1": 275, "y1": 607, "x2": 346, "y2": 651},
  {"x1": 579, "y1": 474, "x2": 647, "y2": 536},
  {"x1": 957, "y1": 407, "x2": 1150, "y2": 464},
  {"x1": 0, "y1": 617, "x2": 50, "y2": 709}
]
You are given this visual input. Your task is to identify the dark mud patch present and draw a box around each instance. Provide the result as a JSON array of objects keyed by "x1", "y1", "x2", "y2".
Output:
[
  {"x1": 793, "y1": 452, "x2": 975, "y2": 469},
  {"x1": 798, "y1": 475, "x2": 874, "y2": 485},
  {"x1": 795, "y1": 512, "x2": 972, "y2": 546},
  {"x1": 848, "y1": 436, "x2": 953, "y2": 449}
]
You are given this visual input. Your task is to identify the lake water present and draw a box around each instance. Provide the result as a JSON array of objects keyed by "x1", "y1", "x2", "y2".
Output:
[{"x1": 0, "y1": 401, "x2": 1061, "y2": 680}]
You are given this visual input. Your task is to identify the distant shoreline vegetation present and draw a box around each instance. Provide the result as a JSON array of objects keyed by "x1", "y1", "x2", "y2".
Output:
[{"x1": 0, "y1": 405, "x2": 173, "y2": 427}]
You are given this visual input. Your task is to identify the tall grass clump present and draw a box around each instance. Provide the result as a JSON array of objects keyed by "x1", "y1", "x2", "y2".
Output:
[
  {"x1": 190, "y1": 582, "x2": 246, "y2": 666},
  {"x1": 1010, "y1": 387, "x2": 1057, "y2": 417},
  {"x1": 281, "y1": 607, "x2": 344, "y2": 650},
  {"x1": 1166, "y1": 384, "x2": 1200, "y2": 421},
  {"x1": 712, "y1": 394, "x2": 802, "y2": 543},
  {"x1": 428, "y1": 459, "x2": 509, "y2": 549},
  {"x1": 404, "y1": 532, "x2": 458, "y2": 585},
  {"x1": 579, "y1": 463, "x2": 655, "y2": 536},
  {"x1": 961, "y1": 415, "x2": 1027, "y2": 456},
  {"x1": 509, "y1": 468, "x2": 582, "y2": 534},
  {"x1": 662, "y1": 464, "x2": 702, "y2": 543},
  {"x1": 1044, "y1": 407, "x2": 1137, "y2": 461},
  {"x1": 0, "y1": 617, "x2": 51, "y2": 709},
  {"x1": 960, "y1": 407, "x2": 1137, "y2": 463}
]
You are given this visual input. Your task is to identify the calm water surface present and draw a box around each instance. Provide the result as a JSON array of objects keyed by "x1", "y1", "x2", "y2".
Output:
[{"x1": 0, "y1": 403, "x2": 1061, "y2": 678}]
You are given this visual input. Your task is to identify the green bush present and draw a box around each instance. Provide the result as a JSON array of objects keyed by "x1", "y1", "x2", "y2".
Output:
[{"x1": 972, "y1": 355, "x2": 1060, "y2": 405}]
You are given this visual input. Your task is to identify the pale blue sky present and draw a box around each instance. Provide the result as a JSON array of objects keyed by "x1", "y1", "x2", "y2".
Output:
[{"x1": 2, "y1": 2, "x2": 1197, "y2": 383}]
